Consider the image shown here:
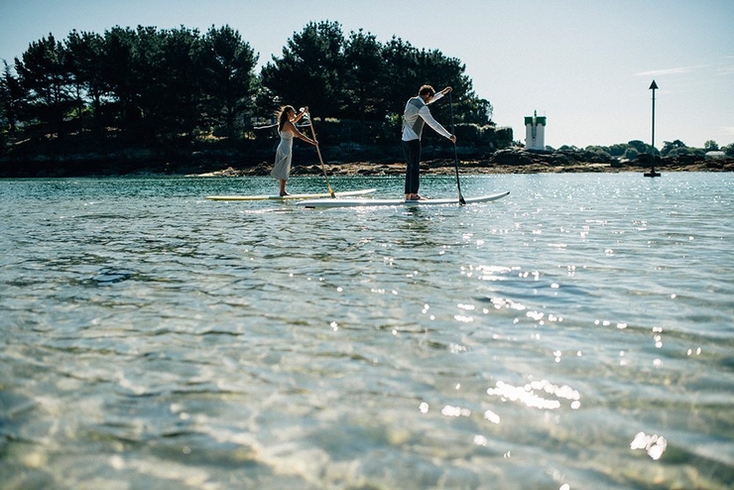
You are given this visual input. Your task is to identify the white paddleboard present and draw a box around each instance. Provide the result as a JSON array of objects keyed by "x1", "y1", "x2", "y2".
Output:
[
  {"x1": 206, "y1": 188, "x2": 377, "y2": 201},
  {"x1": 299, "y1": 191, "x2": 510, "y2": 208}
]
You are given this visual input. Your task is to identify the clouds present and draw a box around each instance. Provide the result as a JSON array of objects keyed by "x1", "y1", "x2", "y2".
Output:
[{"x1": 634, "y1": 66, "x2": 702, "y2": 77}]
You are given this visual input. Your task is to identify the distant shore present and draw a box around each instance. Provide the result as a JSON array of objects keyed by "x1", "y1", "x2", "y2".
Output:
[
  {"x1": 3, "y1": 148, "x2": 732, "y2": 178},
  {"x1": 195, "y1": 153, "x2": 734, "y2": 178}
]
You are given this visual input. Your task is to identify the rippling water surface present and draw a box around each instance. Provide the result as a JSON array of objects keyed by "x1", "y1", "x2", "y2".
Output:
[{"x1": 1, "y1": 173, "x2": 733, "y2": 489}]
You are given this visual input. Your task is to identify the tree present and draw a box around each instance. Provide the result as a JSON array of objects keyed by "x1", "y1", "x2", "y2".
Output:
[
  {"x1": 263, "y1": 24, "x2": 492, "y2": 125},
  {"x1": 64, "y1": 30, "x2": 106, "y2": 132},
  {"x1": 704, "y1": 140, "x2": 719, "y2": 151},
  {"x1": 585, "y1": 145, "x2": 612, "y2": 159},
  {"x1": 101, "y1": 26, "x2": 141, "y2": 133},
  {"x1": 198, "y1": 25, "x2": 258, "y2": 138},
  {"x1": 374, "y1": 38, "x2": 489, "y2": 124},
  {"x1": 627, "y1": 139, "x2": 655, "y2": 156},
  {"x1": 102, "y1": 25, "x2": 203, "y2": 144},
  {"x1": 660, "y1": 139, "x2": 687, "y2": 157},
  {"x1": 121, "y1": 26, "x2": 170, "y2": 141},
  {"x1": 380, "y1": 36, "x2": 421, "y2": 113},
  {"x1": 1, "y1": 60, "x2": 23, "y2": 132},
  {"x1": 154, "y1": 26, "x2": 203, "y2": 143},
  {"x1": 622, "y1": 147, "x2": 639, "y2": 160},
  {"x1": 261, "y1": 21, "x2": 346, "y2": 117},
  {"x1": 607, "y1": 143, "x2": 627, "y2": 157},
  {"x1": 15, "y1": 33, "x2": 74, "y2": 138},
  {"x1": 461, "y1": 97, "x2": 493, "y2": 125},
  {"x1": 342, "y1": 29, "x2": 386, "y2": 120}
]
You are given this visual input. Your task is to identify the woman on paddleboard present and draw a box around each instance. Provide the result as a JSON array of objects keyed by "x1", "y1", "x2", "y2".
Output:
[
  {"x1": 271, "y1": 105, "x2": 318, "y2": 196},
  {"x1": 401, "y1": 85, "x2": 456, "y2": 200}
]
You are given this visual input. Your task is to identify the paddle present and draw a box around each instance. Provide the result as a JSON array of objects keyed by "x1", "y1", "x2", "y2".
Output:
[
  {"x1": 448, "y1": 91, "x2": 466, "y2": 205},
  {"x1": 305, "y1": 109, "x2": 336, "y2": 198}
]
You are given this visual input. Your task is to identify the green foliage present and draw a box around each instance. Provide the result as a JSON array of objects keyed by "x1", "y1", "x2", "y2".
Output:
[
  {"x1": 1, "y1": 60, "x2": 23, "y2": 132},
  {"x1": 100, "y1": 26, "x2": 138, "y2": 130},
  {"x1": 7, "y1": 25, "x2": 260, "y2": 147},
  {"x1": 342, "y1": 29, "x2": 385, "y2": 119},
  {"x1": 198, "y1": 26, "x2": 258, "y2": 138},
  {"x1": 606, "y1": 143, "x2": 627, "y2": 157},
  {"x1": 262, "y1": 21, "x2": 490, "y2": 124},
  {"x1": 660, "y1": 139, "x2": 686, "y2": 157},
  {"x1": 704, "y1": 140, "x2": 719, "y2": 151},
  {"x1": 261, "y1": 21, "x2": 346, "y2": 117},
  {"x1": 14, "y1": 33, "x2": 74, "y2": 137},
  {"x1": 622, "y1": 147, "x2": 639, "y2": 160},
  {"x1": 585, "y1": 146, "x2": 612, "y2": 160},
  {"x1": 64, "y1": 30, "x2": 105, "y2": 132},
  {"x1": 138, "y1": 26, "x2": 202, "y2": 143},
  {"x1": 627, "y1": 140, "x2": 655, "y2": 154},
  {"x1": 657, "y1": 139, "x2": 702, "y2": 157}
]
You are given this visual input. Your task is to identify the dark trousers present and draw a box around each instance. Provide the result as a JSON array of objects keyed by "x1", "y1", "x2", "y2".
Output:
[{"x1": 402, "y1": 139, "x2": 421, "y2": 194}]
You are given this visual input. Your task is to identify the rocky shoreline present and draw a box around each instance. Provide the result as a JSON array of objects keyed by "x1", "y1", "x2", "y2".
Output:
[
  {"x1": 196, "y1": 149, "x2": 734, "y2": 178},
  {"x1": 3, "y1": 147, "x2": 732, "y2": 178}
]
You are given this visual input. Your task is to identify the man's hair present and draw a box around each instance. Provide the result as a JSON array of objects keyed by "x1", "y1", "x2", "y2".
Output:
[{"x1": 418, "y1": 85, "x2": 436, "y2": 97}]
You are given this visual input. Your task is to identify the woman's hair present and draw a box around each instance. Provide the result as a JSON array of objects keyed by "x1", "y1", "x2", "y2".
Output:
[{"x1": 277, "y1": 105, "x2": 295, "y2": 130}]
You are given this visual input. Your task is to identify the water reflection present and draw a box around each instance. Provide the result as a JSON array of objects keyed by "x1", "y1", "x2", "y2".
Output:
[
  {"x1": 630, "y1": 432, "x2": 668, "y2": 460},
  {"x1": 486, "y1": 379, "x2": 581, "y2": 410}
]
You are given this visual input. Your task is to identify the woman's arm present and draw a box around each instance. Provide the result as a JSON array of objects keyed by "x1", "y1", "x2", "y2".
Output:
[
  {"x1": 292, "y1": 106, "x2": 308, "y2": 123},
  {"x1": 284, "y1": 120, "x2": 317, "y2": 145}
]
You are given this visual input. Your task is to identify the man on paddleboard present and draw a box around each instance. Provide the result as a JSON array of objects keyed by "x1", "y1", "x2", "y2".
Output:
[{"x1": 401, "y1": 85, "x2": 456, "y2": 201}]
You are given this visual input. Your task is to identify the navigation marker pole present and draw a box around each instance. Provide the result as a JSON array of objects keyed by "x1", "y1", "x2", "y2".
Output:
[{"x1": 644, "y1": 80, "x2": 661, "y2": 177}]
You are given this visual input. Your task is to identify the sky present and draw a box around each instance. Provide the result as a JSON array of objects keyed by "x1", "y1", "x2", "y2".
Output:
[{"x1": 1, "y1": 0, "x2": 733, "y2": 149}]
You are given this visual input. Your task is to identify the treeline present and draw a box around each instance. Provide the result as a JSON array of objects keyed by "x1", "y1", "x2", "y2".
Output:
[
  {"x1": 557, "y1": 139, "x2": 734, "y2": 159},
  {"x1": 0, "y1": 21, "x2": 494, "y2": 154}
]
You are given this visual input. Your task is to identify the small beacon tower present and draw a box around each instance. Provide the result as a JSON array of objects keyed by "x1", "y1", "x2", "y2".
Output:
[{"x1": 524, "y1": 111, "x2": 546, "y2": 151}]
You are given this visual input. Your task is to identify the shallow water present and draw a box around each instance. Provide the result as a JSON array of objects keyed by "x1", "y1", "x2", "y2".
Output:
[{"x1": 1, "y1": 172, "x2": 733, "y2": 489}]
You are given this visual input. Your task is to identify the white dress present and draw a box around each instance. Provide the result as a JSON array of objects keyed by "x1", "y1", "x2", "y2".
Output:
[{"x1": 270, "y1": 130, "x2": 294, "y2": 180}]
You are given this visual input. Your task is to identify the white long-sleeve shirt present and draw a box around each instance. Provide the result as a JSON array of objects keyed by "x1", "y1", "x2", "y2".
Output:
[{"x1": 401, "y1": 93, "x2": 452, "y2": 142}]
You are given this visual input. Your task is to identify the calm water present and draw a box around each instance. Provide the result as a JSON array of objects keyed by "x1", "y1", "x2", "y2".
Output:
[{"x1": 1, "y1": 173, "x2": 733, "y2": 489}]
